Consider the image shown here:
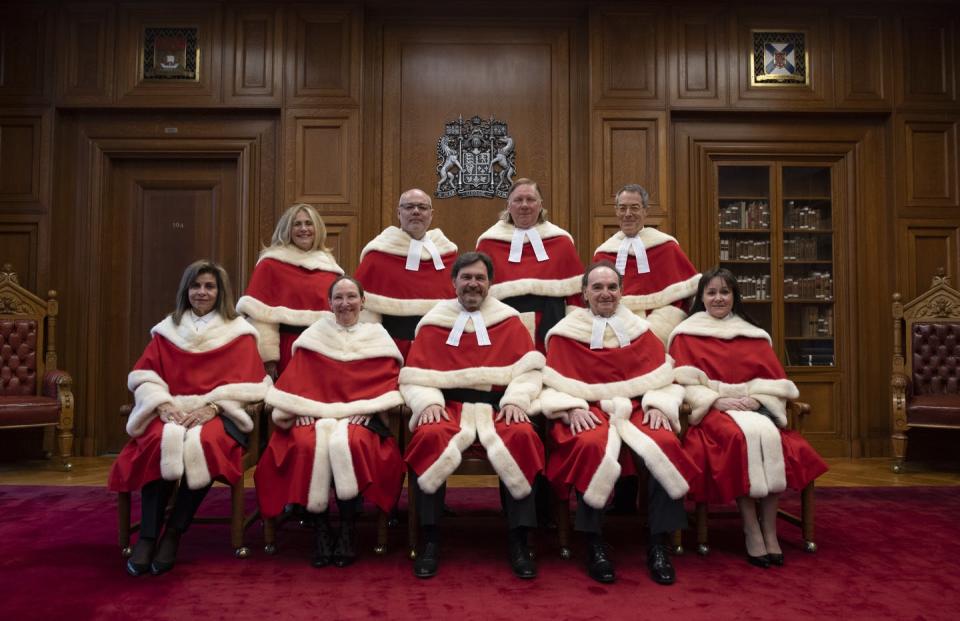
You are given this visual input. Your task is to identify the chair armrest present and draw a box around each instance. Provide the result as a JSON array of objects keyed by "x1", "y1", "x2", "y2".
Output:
[
  {"x1": 891, "y1": 372, "x2": 909, "y2": 432},
  {"x1": 42, "y1": 370, "x2": 73, "y2": 400},
  {"x1": 679, "y1": 402, "x2": 692, "y2": 435},
  {"x1": 243, "y1": 401, "x2": 265, "y2": 464},
  {"x1": 786, "y1": 400, "x2": 810, "y2": 432}
]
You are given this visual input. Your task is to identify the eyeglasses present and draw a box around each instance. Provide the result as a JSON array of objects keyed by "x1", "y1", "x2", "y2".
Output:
[
  {"x1": 615, "y1": 203, "x2": 646, "y2": 215},
  {"x1": 400, "y1": 203, "x2": 432, "y2": 212}
]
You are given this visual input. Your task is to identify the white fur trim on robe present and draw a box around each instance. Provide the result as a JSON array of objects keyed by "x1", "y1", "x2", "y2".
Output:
[
  {"x1": 581, "y1": 422, "x2": 623, "y2": 509},
  {"x1": 594, "y1": 228, "x2": 677, "y2": 255},
  {"x1": 602, "y1": 397, "x2": 689, "y2": 499},
  {"x1": 477, "y1": 219, "x2": 575, "y2": 245},
  {"x1": 726, "y1": 410, "x2": 787, "y2": 498},
  {"x1": 236, "y1": 295, "x2": 329, "y2": 330},
  {"x1": 478, "y1": 220, "x2": 582, "y2": 299},
  {"x1": 545, "y1": 305, "x2": 647, "y2": 349},
  {"x1": 673, "y1": 366, "x2": 798, "y2": 427},
  {"x1": 667, "y1": 311, "x2": 772, "y2": 349},
  {"x1": 359, "y1": 226, "x2": 457, "y2": 261},
  {"x1": 245, "y1": 316, "x2": 280, "y2": 362},
  {"x1": 329, "y1": 418, "x2": 360, "y2": 502},
  {"x1": 415, "y1": 406, "x2": 479, "y2": 495},
  {"x1": 256, "y1": 245, "x2": 344, "y2": 273},
  {"x1": 307, "y1": 418, "x2": 338, "y2": 512},
  {"x1": 619, "y1": 275, "x2": 701, "y2": 314},
  {"x1": 414, "y1": 297, "x2": 518, "y2": 336},
  {"x1": 642, "y1": 305, "x2": 688, "y2": 346}
]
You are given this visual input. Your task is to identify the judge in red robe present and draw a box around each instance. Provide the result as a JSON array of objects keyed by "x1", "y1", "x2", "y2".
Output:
[
  {"x1": 237, "y1": 203, "x2": 343, "y2": 376},
  {"x1": 255, "y1": 276, "x2": 404, "y2": 568},
  {"x1": 108, "y1": 260, "x2": 271, "y2": 577},
  {"x1": 593, "y1": 184, "x2": 700, "y2": 345},
  {"x1": 402, "y1": 252, "x2": 546, "y2": 580},
  {"x1": 669, "y1": 267, "x2": 828, "y2": 567},
  {"x1": 475, "y1": 178, "x2": 583, "y2": 352},
  {"x1": 540, "y1": 261, "x2": 700, "y2": 585},
  {"x1": 355, "y1": 188, "x2": 457, "y2": 359}
]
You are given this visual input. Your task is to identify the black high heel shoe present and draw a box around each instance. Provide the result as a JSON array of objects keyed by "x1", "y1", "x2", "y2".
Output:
[
  {"x1": 766, "y1": 553, "x2": 784, "y2": 567},
  {"x1": 125, "y1": 538, "x2": 155, "y2": 577},
  {"x1": 746, "y1": 553, "x2": 771, "y2": 569}
]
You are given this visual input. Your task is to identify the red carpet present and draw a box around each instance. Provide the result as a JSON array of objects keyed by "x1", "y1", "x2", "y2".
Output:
[{"x1": 0, "y1": 485, "x2": 958, "y2": 620}]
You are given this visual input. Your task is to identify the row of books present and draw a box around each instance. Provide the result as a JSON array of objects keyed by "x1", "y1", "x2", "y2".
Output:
[
  {"x1": 784, "y1": 203, "x2": 829, "y2": 230},
  {"x1": 783, "y1": 236, "x2": 824, "y2": 261},
  {"x1": 719, "y1": 238, "x2": 771, "y2": 260},
  {"x1": 783, "y1": 271, "x2": 833, "y2": 300},
  {"x1": 718, "y1": 200, "x2": 771, "y2": 229},
  {"x1": 732, "y1": 274, "x2": 771, "y2": 300},
  {"x1": 794, "y1": 305, "x2": 834, "y2": 337}
]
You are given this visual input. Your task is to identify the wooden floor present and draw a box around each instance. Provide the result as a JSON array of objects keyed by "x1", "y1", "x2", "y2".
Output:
[{"x1": 1, "y1": 456, "x2": 959, "y2": 488}]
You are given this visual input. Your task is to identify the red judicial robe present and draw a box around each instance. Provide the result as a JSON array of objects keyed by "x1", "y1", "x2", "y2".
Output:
[
  {"x1": 401, "y1": 297, "x2": 546, "y2": 499},
  {"x1": 236, "y1": 245, "x2": 343, "y2": 373},
  {"x1": 476, "y1": 220, "x2": 584, "y2": 352},
  {"x1": 539, "y1": 306, "x2": 700, "y2": 508},
  {"x1": 354, "y1": 226, "x2": 457, "y2": 359},
  {"x1": 108, "y1": 314, "x2": 271, "y2": 492},
  {"x1": 593, "y1": 229, "x2": 700, "y2": 344},
  {"x1": 669, "y1": 312, "x2": 828, "y2": 503},
  {"x1": 255, "y1": 314, "x2": 405, "y2": 516}
]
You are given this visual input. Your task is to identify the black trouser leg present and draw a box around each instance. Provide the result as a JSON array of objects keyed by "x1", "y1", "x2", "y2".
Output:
[
  {"x1": 502, "y1": 482, "x2": 537, "y2": 530},
  {"x1": 611, "y1": 476, "x2": 640, "y2": 513},
  {"x1": 574, "y1": 492, "x2": 604, "y2": 535},
  {"x1": 166, "y1": 481, "x2": 212, "y2": 534},
  {"x1": 140, "y1": 479, "x2": 176, "y2": 539},
  {"x1": 647, "y1": 476, "x2": 687, "y2": 539},
  {"x1": 336, "y1": 496, "x2": 362, "y2": 524},
  {"x1": 417, "y1": 482, "x2": 447, "y2": 528}
]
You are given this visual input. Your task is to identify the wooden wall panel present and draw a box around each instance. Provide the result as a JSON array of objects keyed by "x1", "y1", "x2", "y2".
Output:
[
  {"x1": 669, "y1": 6, "x2": 727, "y2": 108},
  {"x1": 0, "y1": 220, "x2": 40, "y2": 293},
  {"x1": 57, "y1": 3, "x2": 115, "y2": 105},
  {"x1": 321, "y1": 214, "x2": 359, "y2": 273},
  {"x1": 834, "y1": 13, "x2": 890, "y2": 108},
  {"x1": 900, "y1": 222, "x2": 960, "y2": 301},
  {"x1": 0, "y1": 5, "x2": 53, "y2": 104},
  {"x1": 223, "y1": 5, "x2": 283, "y2": 105},
  {"x1": 0, "y1": 112, "x2": 49, "y2": 210},
  {"x1": 901, "y1": 119, "x2": 958, "y2": 209},
  {"x1": 115, "y1": 3, "x2": 223, "y2": 105},
  {"x1": 795, "y1": 378, "x2": 846, "y2": 456},
  {"x1": 285, "y1": 5, "x2": 362, "y2": 107},
  {"x1": 897, "y1": 15, "x2": 957, "y2": 106},
  {"x1": 284, "y1": 109, "x2": 360, "y2": 208},
  {"x1": 589, "y1": 111, "x2": 668, "y2": 249},
  {"x1": 590, "y1": 5, "x2": 665, "y2": 107},
  {"x1": 732, "y1": 9, "x2": 834, "y2": 107}
]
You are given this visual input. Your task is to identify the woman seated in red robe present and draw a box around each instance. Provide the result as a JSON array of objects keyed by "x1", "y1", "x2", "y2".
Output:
[
  {"x1": 108, "y1": 260, "x2": 272, "y2": 576},
  {"x1": 237, "y1": 203, "x2": 344, "y2": 377},
  {"x1": 255, "y1": 276, "x2": 405, "y2": 568},
  {"x1": 668, "y1": 267, "x2": 828, "y2": 568}
]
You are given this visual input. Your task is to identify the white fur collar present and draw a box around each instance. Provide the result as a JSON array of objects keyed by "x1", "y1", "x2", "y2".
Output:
[
  {"x1": 546, "y1": 305, "x2": 649, "y2": 347},
  {"x1": 257, "y1": 245, "x2": 344, "y2": 274},
  {"x1": 151, "y1": 313, "x2": 260, "y2": 352},
  {"x1": 416, "y1": 296, "x2": 518, "y2": 334},
  {"x1": 476, "y1": 219, "x2": 574, "y2": 244},
  {"x1": 594, "y1": 228, "x2": 676, "y2": 255},
  {"x1": 292, "y1": 313, "x2": 403, "y2": 363},
  {"x1": 667, "y1": 311, "x2": 771, "y2": 349},
  {"x1": 359, "y1": 226, "x2": 458, "y2": 261}
]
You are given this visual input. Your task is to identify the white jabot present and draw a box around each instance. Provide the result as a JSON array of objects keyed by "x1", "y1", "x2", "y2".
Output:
[
  {"x1": 446, "y1": 310, "x2": 492, "y2": 347},
  {"x1": 590, "y1": 314, "x2": 631, "y2": 349},
  {"x1": 189, "y1": 311, "x2": 214, "y2": 334},
  {"x1": 406, "y1": 237, "x2": 445, "y2": 271},
  {"x1": 615, "y1": 235, "x2": 650, "y2": 275},
  {"x1": 509, "y1": 227, "x2": 549, "y2": 263}
]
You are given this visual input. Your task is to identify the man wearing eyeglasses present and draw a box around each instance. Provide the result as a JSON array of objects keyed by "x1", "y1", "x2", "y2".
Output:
[
  {"x1": 355, "y1": 188, "x2": 458, "y2": 358},
  {"x1": 592, "y1": 184, "x2": 700, "y2": 345}
]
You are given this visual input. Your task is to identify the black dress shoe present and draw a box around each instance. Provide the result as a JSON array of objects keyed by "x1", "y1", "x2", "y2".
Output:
[
  {"x1": 125, "y1": 538, "x2": 155, "y2": 577},
  {"x1": 647, "y1": 544, "x2": 675, "y2": 585},
  {"x1": 413, "y1": 541, "x2": 440, "y2": 579},
  {"x1": 150, "y1": 529, "x2": 181, "y2": 576},
  {"x1": 586, "y1": 542, "x2": 616, "y2": 584},
  {"x1": 766, "y1": 553, "x2": 784, "y2": 567},
  {"x1": 312, "y1": 521, "x2": 335, "y2": 568},
  {"x1": 509, "y1": 541, "x2": 538, "y2": 579},
  {"x1": 747, "y1": 553, "x2": 771, "y2": 569},
  {"x1": 332, "y1": 524, "x2": 357, "y2": 568}
]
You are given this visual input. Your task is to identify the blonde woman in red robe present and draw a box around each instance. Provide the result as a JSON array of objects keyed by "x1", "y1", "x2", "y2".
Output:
[
  {"x1": 669, "y1": 267, "x2": 828, "y2": 568},
  {"x1": 255, "y1": 276, "x2": 405, "y2": 568},
  {"x1": 476, "y1": 179, "x2": 583, "y2": 353},
  {"x1": 237, "y1": 203, "x2": 343, "y2": 377},
  {"x1": 108, "y1": 260, "x2": 271, "y2": 577}
]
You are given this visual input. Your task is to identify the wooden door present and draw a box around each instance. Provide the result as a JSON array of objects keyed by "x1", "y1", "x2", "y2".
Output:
[
  {"x1": 378, "y1": 22, "x2": 574, "y2": 253},
  {"x1": 101, "y1": 158, "x2": 242, "y2": 452}
]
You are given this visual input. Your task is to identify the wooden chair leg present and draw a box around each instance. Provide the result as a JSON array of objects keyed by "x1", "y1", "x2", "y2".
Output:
[
  {"x1": 801, "y1": 482, "x2": 816, "y2": 553},
  {"x1": 375, "y1": 510, "x2": 388, "y2": 555},
  {"x1": 407, "y1": 466, "x2": 418, "y2": 559},
  {"x1": 556, "y1": 495, "x2": 571, "y2": 560},
  {"x1": 671, "y1": 529, "x2": 684, "y2": 555},
  {"x1": 891, "y1": 430, "x2": 908, "y2": 473},
  {"x1": 263, "y1": 517, "x2": 277, "y2": 554},
  {"x1": 118, "y1": 492, "x2": 132, "y2": 557},
  {"x1": 230, "y1": 480, "x2": 250, "y2": 558},
  {"x1": 696, "y1": 502, "x2": 709, "y2": 555}
]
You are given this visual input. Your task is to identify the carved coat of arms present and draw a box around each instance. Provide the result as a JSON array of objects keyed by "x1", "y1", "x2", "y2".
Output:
[{"x1": 435, "y1": 115, "x2": 516, "y2": 199}]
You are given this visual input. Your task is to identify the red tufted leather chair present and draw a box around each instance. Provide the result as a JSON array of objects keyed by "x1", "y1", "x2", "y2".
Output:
[
  {"x1": 891, "y1": 270, "x2": 960, "y2": 473},
  {"x1": 0, "y1": 264, "x2": 74, "y2": 470}
]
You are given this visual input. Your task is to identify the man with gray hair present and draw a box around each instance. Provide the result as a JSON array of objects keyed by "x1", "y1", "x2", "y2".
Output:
[
  {"x1": 355, "y1": 188, "x2": 458, "y2": 358},
  {"x1": 592, "y1": 184, "x2": 700, "y2": 345}
]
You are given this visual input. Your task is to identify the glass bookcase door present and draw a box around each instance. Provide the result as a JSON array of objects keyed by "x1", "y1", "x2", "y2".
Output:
[
  {"x1": 717, "y1": 165, "x2": 773, "y2": 334},
  {"x1": 782, "y1": 166, "x2": 834, "y2": 367}
]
